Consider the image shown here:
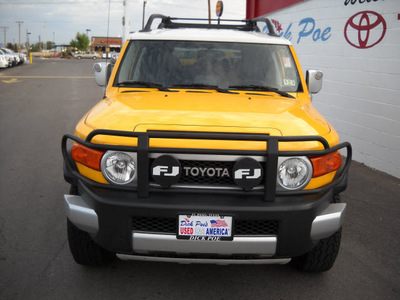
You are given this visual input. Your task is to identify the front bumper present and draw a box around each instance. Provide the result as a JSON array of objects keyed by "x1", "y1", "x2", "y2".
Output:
[{"x1": 64, "y1": 183, "x2": 346, "y2": 261}]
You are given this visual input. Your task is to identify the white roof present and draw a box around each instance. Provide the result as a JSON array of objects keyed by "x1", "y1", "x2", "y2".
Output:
[{"x1": 129, "y1": 28, "x2": 291, "y2": 45}]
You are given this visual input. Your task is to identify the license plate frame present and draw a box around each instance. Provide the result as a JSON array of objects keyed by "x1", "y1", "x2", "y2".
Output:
[{"x1": 177, "y1": 214, "x2": 233, "y2": 241}]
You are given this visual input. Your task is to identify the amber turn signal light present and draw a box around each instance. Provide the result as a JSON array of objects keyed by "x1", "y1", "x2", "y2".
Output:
[
  {"x1": 310, "y1": 152, "x2": 342, "y2": 178},
  {"x1": 71, "y1": 143, "x2": 104, "y2": 171}
]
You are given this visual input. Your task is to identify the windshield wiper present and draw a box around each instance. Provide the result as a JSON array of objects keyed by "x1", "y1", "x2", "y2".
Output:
[
  {"x1": 229, "y1": 85, "x2": 295, "y2": 98},
  {"x1": 173, "y1": 83, "x2": 238, "y2": 94},
  {"x1": 116, "y1": 80, "x2": 173, "y2": 92}
]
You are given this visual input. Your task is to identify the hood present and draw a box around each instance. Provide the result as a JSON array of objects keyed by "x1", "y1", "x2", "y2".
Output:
[{"x1": 83, "y1": 90, "x2": 332, "y2": 149}]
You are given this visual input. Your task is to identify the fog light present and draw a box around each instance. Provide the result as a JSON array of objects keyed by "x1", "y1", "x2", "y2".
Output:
[
  {"x1": 101, "y1": 151, "x2": 136, "y2": 185},
  {"x1": 278, "y1": 157, "x2": 312, "y2": 190}
]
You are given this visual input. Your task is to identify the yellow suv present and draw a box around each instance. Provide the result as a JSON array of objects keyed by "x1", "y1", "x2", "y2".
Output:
[{"x1": 62, "y1": 15, "x2": 352, "y2": 272}]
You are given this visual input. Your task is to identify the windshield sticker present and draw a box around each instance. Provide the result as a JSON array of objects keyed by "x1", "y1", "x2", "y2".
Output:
[
  {"x1": 283, "y1": 57, "x2": 292, "y2": 68},
  {"x1": 283, "y1": 79, "x2": 296, "y2": 86}
]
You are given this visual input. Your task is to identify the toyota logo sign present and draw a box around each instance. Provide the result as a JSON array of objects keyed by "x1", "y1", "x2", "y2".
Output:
[{"x1": 344, "y1": 11, "x2": 386, "y2": 49}]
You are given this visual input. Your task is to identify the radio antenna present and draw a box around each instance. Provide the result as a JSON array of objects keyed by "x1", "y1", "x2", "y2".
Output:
[{"x1": 105, "y1": 0, "x2": 111, "y2": 65}]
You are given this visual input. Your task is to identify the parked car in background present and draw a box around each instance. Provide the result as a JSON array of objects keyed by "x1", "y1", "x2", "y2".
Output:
[
  {"x1": 1, "y1": 48, "x2": 19, "y2": 66},
  {"x1": 0, "y1": 49, "x2": 14, "y2": 67},
  {"x1": 0, "y1": 48, "x2": 27, "y2": 67},
  {"x1": 18, "y1": 53, "x2": 27, "y2": 63},
  {"x1": 74, "y1": 51, "x2": 101, "y2": 60},
  {"x1": 0, "y1": 53, "x2": 9, "y2": 68}
]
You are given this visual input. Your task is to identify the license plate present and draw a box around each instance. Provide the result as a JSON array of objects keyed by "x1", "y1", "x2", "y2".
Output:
[{"x1": 178, "y1": 214, "x2": 233, "y2": 241}]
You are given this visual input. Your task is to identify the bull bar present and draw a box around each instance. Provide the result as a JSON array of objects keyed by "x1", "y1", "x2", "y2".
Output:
[{"x1": 62, "y1": 129, "x2": 352, "y2": 202}]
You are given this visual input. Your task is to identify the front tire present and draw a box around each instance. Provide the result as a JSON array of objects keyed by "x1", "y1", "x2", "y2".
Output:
[
  {"x1": 67, "y1": 219, "x2": 115, "y2": 266},
  {"x1": 291, "y1": 228, "x2": 342, "y2": 272}
]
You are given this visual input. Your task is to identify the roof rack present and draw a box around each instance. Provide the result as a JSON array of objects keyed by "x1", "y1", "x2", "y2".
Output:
[{"x1": 141, "y1": 14, "x2": 278, "y2": 37}]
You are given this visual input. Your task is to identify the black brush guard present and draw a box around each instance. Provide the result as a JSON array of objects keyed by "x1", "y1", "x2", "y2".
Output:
[{"x1": 62, "y1": 129, "x2": 352, "y2": 202}]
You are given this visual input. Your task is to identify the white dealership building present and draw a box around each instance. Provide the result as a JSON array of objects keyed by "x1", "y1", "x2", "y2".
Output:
[{"x1": 247, "y1": 0, "x2": 400, "y2": 178}]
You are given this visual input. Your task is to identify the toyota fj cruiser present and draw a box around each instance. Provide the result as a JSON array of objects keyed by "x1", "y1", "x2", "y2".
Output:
[{"x1": 62, "y1": 15, "x2": 352, "y2": 272}]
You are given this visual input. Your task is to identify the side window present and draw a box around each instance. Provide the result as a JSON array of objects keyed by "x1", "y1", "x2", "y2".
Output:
[
  {"x1": 274, "y1": 46, "x2": 302, "y2": 92},
  {"x1": 131, "y1": 47, "x2": 148, "y2": 81},
  {"x1": 115, "y1": 42, "x2": 140, "y2": 83}
]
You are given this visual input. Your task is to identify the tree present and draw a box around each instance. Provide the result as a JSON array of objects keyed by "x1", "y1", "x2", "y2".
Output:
[
  {"x1": 6, "y1": 43, "x2": 17, "y2": 51},
  {"x1": 31, "y1": 42, "x2": 43, "y2": 52},
  {"x1": 46, "y1": 41, "x2": 55, "y2": 50},
  {"x1": 70, "y1": 33, "x2": 89, "y2": 51}
]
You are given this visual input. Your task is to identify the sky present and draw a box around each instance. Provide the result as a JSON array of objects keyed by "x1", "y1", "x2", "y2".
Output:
[{"x1": 0, "y1": 0, "x2": 247, "y2": 47}]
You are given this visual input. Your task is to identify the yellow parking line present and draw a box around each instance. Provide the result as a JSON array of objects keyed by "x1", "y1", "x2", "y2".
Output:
[
  {"x1": 2, "y1": 78, "x2": 19, "y2": 83},
  {"x1": 0, "y1": 75, "x2": 94, "y2": 79}
]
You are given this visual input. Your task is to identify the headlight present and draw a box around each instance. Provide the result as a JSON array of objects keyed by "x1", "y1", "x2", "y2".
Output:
[
  {"x1": 101, "y1": 151, "x2": 136, "y2": 185},
  {"x1": 277, "y1": 157, "x2": 312, "y2": 190}
]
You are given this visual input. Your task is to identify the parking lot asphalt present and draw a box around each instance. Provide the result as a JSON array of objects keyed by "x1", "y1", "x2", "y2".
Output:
[{"x1": 0, "y1": 58, "x2": 399, "y2": 299}]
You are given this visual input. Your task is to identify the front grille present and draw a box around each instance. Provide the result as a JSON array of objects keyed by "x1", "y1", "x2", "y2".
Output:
[
  {"x1": 132, "y1": 216, "x2": 176, "y2": 233},
  {"x1": 235, "y1": 220, "x2": 279, "y2": 235},
  {"x1": 149, "y1": 158, "x2": 266, "y2": 187},
  {"x1": 132, "y1": 216, "x2": 279, "y2": 236}
]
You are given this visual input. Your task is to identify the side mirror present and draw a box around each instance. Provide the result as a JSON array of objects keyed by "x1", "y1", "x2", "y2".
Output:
[
  {"x1": 306, "y1": 70, "x2": 323, "y2": 94},
  {"x1": 93, "y1": 62, "x2": 112, "y2": 87}
]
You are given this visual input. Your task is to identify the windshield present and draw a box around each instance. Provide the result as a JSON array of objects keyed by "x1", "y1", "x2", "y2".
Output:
[
  {"x1": 115, "y1": 40, "x2": 302, "y2": 93},
  {"x1": 2, "y1": 48, "x2": 13, "y2": 54}
]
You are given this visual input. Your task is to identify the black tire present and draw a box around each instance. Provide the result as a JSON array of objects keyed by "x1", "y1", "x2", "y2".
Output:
[
  {"x1": 77, "y1": 56, "x2": 82, "y2": 60},
  {"x1": 291, "y1": 228, "x2": 342, "y2": 272},
  {"x1": 92, "y1": 56, "x2": 97, "y2": 60},
  {"x1": 67, "y1": 219, "x2": 115, "y2": 266},
  {"x1": 69, "y1": 185, "x2": 78, "y2": 195},
  {"x1": 334, "y1": 193, "x2": 341, "y2": 203}
]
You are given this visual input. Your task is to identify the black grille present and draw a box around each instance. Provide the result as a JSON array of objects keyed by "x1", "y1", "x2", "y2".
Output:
[
  {"x1": 132, "y1": 216, "x2": 278, "y2": 236},
  {"x1": 235, "y1": 220, "x2": 279, "y2": 235},
  {"x1": 132, "y1": 217, "x2": 176, "y2": 233}
]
